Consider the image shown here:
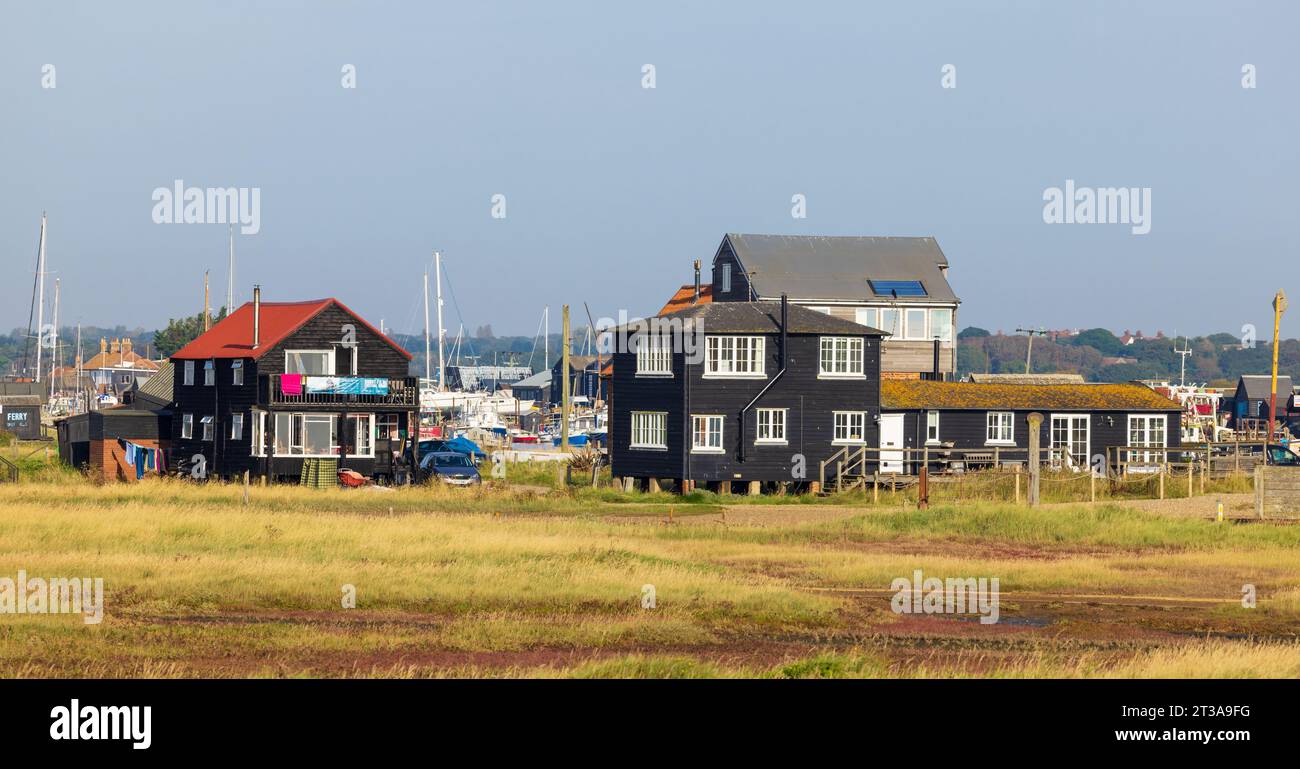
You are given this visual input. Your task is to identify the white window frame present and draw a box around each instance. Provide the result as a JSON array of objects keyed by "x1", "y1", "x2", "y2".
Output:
[
  {"x1": 833, "y1": 411, "x2": 866, "y2": 445},
  {"x1": 854, "y1": 307, "x2": 878, "y2": 329},
  {"x1": 721, "y1": 263, "x2": 732, "y2": 293},
  {"x1": 755, "y1": 408, "x2": 787, "y2": 445},
  {"x1": 231, "y1": 359, "x2": 244, "y2": 386},
  {"x1": 925, "y1": 411, "x2": 940, "y2": 444},
  {"x1": 252, "y1": 411, "x2": 266, "y2": 456},
  {"x1": 691, "y1": 414, "x2": 725, "y2": 454},
  {"x1": 203, "y1": 360, "x2": 215, "y2": 386},
  {"x1": 200, "y1": 415, "x2": 214, "y2": 442},
  {"x1": 284, "y1": 349, "x2": 336, "y2": 376},
  {"x1": 1049, "y1": 413, "x2": 1091, "y2": 470},
  {"x1": 986, "y1": 411, "x2": 1015, "y2": 445},
  {"x1": 904, "y1": 308, "x2": 929, "y2": 340},
  {"x1": 929, "y1": 308, "x2": 954, "y2": 343},
  {"x1": 183, "y1": 360, "x2": 195, "y2": 386},
  {"x1": 879, "y1": 308, "x2": 901, "y2": 338},
  {"x1": 704, "y1": 336, "x2": 765, "y2": 378},
  {"x1": 818, "y1": 336, "x2": 865, "y2": 378},
  {"x1": 635, "y1": 335, "x2": 673, "y2": 376},
  {"x1": 181, "y1": 413, "x2": 193, "y2": 439},
  {"x1": 807, "y1": 306, "x2": 831, "y2": 315},
  {"x1": 630, "y1": 411, "x2": 667, "y2": 450},
  {"x1": 1127, "y1": 413, "x2": 1167, "y2": 464},
  {"x1": 349, "y1": 414, "x2": 374, "y2": 456},
  {"x1": 231, "y1": 412, "x2": 245, "y2": 440}
]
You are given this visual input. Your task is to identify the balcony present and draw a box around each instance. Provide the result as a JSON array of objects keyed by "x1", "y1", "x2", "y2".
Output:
[{"x1": 262, "y1": 375, "x2": 419, "y2": 409}]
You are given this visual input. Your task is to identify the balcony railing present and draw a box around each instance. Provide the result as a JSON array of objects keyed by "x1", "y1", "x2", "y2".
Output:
[{"x1": 262, "y1": 375, "x2": 419, "y2": 408}]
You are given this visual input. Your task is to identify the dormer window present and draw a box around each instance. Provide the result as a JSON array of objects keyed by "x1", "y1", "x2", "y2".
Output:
[{"x1": 285, "y1": 350, "x2": 334, "y2": 376}]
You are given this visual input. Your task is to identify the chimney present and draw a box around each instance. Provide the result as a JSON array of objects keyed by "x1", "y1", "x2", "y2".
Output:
[
  {"x1": 110, "y1": 339, "x2": 121, "y2": 355},
  {"x1": 252, "y1": 285, "x2": 261, "y2": 349},
  {"x1": 122, "y1": 338, "x2": 133, "y2": 356},
  {"x1": 693, "y1": 260, "x2": 701, "y2": 303},
  {"x1": 99, "y1": 337, "x2": 107, "y2": 354}
]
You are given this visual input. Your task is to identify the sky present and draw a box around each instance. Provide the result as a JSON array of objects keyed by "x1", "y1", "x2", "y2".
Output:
[{"x1": 1, "y1": 1, "x2": 1296, "y2": 340}]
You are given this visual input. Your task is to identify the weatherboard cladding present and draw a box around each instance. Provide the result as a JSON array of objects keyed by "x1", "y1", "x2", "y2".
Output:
[
  {"x1": 1238, "y1": 375, "x2": 1293, "y2": 403},
  {"x1": 713, "y1": 233, "x2": 959, "y2": 304},
  {"x1": 610, "y1": 312, "x2": 883, "y2": 484},
  {"x1": 626, "y1": 301, "x2": 886, "y2": 336}
]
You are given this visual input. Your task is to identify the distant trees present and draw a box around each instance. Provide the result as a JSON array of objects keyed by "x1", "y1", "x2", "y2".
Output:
[
  {"x1": 153, "y1": 309, "x2": 226, "y2": 358},
  {"x1": 957, "y1": 326, "x2": 990, "y2": 339},
  {"x1": 1068, "y1": 328, "x2": 1125, "y2": 356}
]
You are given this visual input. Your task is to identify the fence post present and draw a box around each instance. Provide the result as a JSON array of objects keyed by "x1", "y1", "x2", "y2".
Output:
[
  {"x1": 1187, "y1": 462, "x2": 1193, "y2": 498},
  {"x1": 1015, "y1": 466, "x2": 1021, "y2": 504},
  {"x1": 1026, "y1": 412, "x2": 1042, "y2": 506},
  {"x1": 872, "y1": 471, "x2": 879, "y2": 505},
  {"x1": 1158, "y1": 467, "x2": 1165, "y2": 499},
  {"x1": 1090, "y1": 471, "x2": 1096, "y2": 503}
]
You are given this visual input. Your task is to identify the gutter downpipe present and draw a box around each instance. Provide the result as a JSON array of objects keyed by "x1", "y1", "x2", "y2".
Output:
[{"x1": 739, "y1": 294, "x2": 788, "y2": 463}]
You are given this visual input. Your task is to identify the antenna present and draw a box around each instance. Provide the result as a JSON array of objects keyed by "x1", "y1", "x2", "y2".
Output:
[
  {"x1": 1015, "y1": 327, "x2": 1049, "y2": 374},
  {"x1": 1173, "y1": 334, "x2": 1193, "y2": 388}
]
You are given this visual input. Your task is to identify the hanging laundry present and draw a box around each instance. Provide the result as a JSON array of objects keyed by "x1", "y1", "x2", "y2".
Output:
[{"x1": 280, "y1": 374, "x2": 304, "y2": 396}]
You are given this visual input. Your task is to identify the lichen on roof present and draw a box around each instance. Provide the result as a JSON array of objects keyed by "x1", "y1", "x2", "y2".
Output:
[{"x1": 881, "y1": 380, "x2": 1181, "y2": 411}]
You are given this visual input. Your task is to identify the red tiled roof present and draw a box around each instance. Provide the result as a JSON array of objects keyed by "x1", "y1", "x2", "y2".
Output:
[
  {"x1": 657, "y1": 284, "x2": 712, "y2": 316},
  {"x1": 171, "y1": 298, "x2": 412, "y2": 361}
]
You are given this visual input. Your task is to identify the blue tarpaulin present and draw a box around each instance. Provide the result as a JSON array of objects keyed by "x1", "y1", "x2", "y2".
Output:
[{"x1": 445, "y1": 436, "x2": 487, "y2": 459}]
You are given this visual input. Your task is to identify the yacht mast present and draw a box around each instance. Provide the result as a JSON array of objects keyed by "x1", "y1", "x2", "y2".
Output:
[
  {"x1": 435, "y1": 251, "x2": 446, "y2": 391},
  {"x1": 35, "y1": 213, "x2": 47, "y2": 383}
]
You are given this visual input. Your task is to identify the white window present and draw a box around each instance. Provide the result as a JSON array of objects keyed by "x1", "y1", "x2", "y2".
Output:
[
  {"x1": 300, "y1": 414, "x2": 335, "y2": 455},
  {"x1": 1128, "y1": 414, "x2": 1167, "y2": 463},
  {"x1": 819, "y1": 336, "x2": 864, "y2": 377},
  {"x1": 930, "y1": 308, "x2": 953, "y2": 343},
  {"x1": 636, "y1": 335, "x2": 672, "y2": 376},
  {"x1": 231, "y1": 413, "x2": 244, "y2": 440},
  {"x1": 904, "y1": 308, "x2": 928, "y2": 340},
  {"x1": 231, "y1": 359, "x2": 244, "y2": 386},
  {"x1": 285, "y1": 350, "x2": 334, "y2": 376},
  {"x1": 833, "y1": 411, "x2": 866, "y2": 444},
  {"x1": 203, "y1": 360, "x2": 215, "y2": 386},
  {"x1": 274, "y1": 412, "x2": 294, "y2": 456},
  {"x1": 755, "y1": 408, "x2": 786, "y2": 444},
  {"x1": 854, "y1": 308, "x2": 878, "y2": 329},
  {"x1": 252, "y1": 412, "x2": 265, "y2": 456},
  {"x1": 630, "y1": 412, "x2": 667, "y2": 449},
  {"x1": 691, "y1": 415, "x2": 724, "y2": 453},
  {"x1": 986, "y1": 411, "x2": 1014, "y2": 445},
  {"x1": 925, "y1": 411, "x2": 940, "y2": 444},
  {"x1": 201, "y1": 415, "x2": 214, "y2": 442},
  {"x1": 721, "y1": 263, "x2": 732, "y2": 293},
  {"x1": 181, "y1": 413, "x2": 193, "y2": 439},
  {"x1": 349, "y1": 414, "x2": 373, "y2": 456},
  {"x1": 705, "y1": 336, "x2": 764, "y2": 377},
  {"x1": 879, "y1": 308, "x2": 901, "y2": 338},
  {"x1": 808, "y1": 306, "x2": 831, "y2": 315},
  {"x1": 183, "y1": 360, "x2": 195, "y2": 386}
]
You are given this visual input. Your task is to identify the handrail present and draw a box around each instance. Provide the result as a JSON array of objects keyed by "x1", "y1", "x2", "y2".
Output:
[{"x1": 0, "y1": 454, "x2": 18, "y2": 483}]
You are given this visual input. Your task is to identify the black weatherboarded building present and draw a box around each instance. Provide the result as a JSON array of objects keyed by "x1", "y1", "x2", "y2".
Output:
[
  {"x1": 168, "y1": 293, "x2": 418, "y2": 483},
  {"x1": 610, "y1": 299, "x2": 885, "y2": 491}
]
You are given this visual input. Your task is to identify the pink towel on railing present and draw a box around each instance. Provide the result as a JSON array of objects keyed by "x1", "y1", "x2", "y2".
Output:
[{"x1": 280, "y1": 374, "x2": 303, "y2": 395}]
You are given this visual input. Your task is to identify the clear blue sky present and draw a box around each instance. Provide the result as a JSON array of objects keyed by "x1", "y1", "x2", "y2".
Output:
[{"x1": 1, "y1": 1, "x2": 1295, "y2": 339}]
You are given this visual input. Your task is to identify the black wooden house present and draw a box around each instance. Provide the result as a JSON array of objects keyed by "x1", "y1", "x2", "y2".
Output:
[
  {"x1": 878, "y1": 380, "x2": 1182, "y2": 472},
  {"x1": 168, "y1": 292, "x2": 418, "y2": 483},
  {"x1": 609, "y1": 298, "x2": 885, "y2": 491}
]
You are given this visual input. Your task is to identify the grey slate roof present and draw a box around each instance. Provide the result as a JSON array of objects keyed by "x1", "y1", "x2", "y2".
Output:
[
  {"x1": 137, "y1": 360, "x2": 174, "y2": 402},
  {"x1": 721, "y1": 233, "x2": 960, "y2": 304},
  {"x1": 512, "y1": 370, "x2": 552, "y2": 388},
  {"x1": 1239, "y1": 375, "x2": 1293, "y2": 401},
  {"x1": 625, "y1": 301, "x2": 885, "y2": 336}
]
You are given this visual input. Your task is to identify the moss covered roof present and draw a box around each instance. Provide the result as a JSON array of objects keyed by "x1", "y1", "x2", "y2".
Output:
[{"x1": 881, "y1": 380, "x2": 1181, "y2": 411}]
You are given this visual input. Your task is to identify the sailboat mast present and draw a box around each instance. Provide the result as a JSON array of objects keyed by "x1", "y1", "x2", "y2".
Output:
[
  {"x1": 544, "y1": 306, "x2": 549, "y2": 368},
  {"x1": 435, "y1": 251, "x2": 446, "y2": 392},
  {"x1": 423, "y1": 270, "x2": 432, "y2": 381},
  {"x1": 35, "y1": 213, "x2": 47, "y2": 383},
  {"x1": 49, "y1": 278, "x2": 60, "y2": 399},
  {"x1": 227, "y1": 224, "x2": 235, "y2": 314}
]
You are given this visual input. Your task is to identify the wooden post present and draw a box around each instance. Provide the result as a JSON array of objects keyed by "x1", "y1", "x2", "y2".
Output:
[
  {"x1": 918, "y1": 466, "x2": 929, "y2": 509},
  {"x1": 748, "y1": 480, "x2": 761, "y2": 496},
  {"x1": 1159, "y1": 466, "x2": 1165, "y2": 499},
  {"x1": 819, "y1": 460, "x2": 826, "y2": 489},
  {"x1": 1015, "y1": 466, "x2": 1021, "y2": 504},
  {"x1": 1187, "y1": 461, "x2": 1193, "y2": 498},
  {"x1": 720, "y1": 481, "x2": 731, "y2": 495},
  {"x1": 1026, "y1": 412, "x2": 1043, "y2": 506},
  {"x1": 836, "y1": 461, "x2": 842, "y2": 493},
  {"x1": 243, "y1": 470, "x2": 250, "y2": 506},
  {"x1": 1089, "y1": 471, "x2": 1096, "y2": 503},
  {"x1": 648, "y1": 477, "x2": 660, "y2": 493},
  {"x1": 809, "y1": 480, "x2": 822, "y2": 494},
  {"x1": 872, "y1": 471, "x2": 879, "y2": 504}
]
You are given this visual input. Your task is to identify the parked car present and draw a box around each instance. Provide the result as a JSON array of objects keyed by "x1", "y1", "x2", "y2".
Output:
[
  {"x1": 420, "y1": 451, "x2": 482, "y2": 486},
  {"x1": 1265, "y1": 444, "x2": 1300, "y2": 466}
]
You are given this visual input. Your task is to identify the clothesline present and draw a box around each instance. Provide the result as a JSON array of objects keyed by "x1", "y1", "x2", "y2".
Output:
[{"x1": 118, "y1": 439, "x2": 166, "y2": 480}]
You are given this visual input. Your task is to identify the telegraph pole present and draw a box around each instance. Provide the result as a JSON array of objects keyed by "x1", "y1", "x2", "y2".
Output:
[
  {"x1": 1268, "y1": 290, "x2": 1288, "y2": 449},
  {"x1": 1015, "y1": 327, "x2": 1048, "y2": 374},
  {"x1": 561, "y1": 304, "x2": 571, "y2": 451}
]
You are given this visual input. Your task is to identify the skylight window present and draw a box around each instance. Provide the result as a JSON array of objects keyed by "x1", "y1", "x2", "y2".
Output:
[{"x1": 869, "y1": 279, "x2": 927, "y2": 297}]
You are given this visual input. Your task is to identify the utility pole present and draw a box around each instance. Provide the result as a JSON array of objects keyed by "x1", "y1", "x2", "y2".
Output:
[
  {"x1": 203, "y1": 271, "x2": 211, "y2": 332},
  {"x1": 49, "y1": 278, "x2": 60, "y2": 399},
  {"x1": 561, "y1": 304, "x2": 571, "y2": 451},
  {"x1": 1015, "y1": 327, "x2": 1048, "y2": 374},
  {"x1": 435, "y1": 251, "x2": 446, "y2": 391},
  {"x1": 1174, "y1": 335, "x2": 1193, "y2": 387},
  {"x1": 1268, "y1": 290, "x2": 1288, "y2": 450},
  {"x1": 35, "y1": 213, "x2": 47, "y2": 383}
]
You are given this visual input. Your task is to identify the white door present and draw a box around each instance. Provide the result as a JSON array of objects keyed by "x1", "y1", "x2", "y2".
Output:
[
  {"x1": 880, "y1": 413, "x2": 904, "y2": 473},
  {"x1": 1049, "y1": 414, "x2": 1090, "y2": 469}
]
